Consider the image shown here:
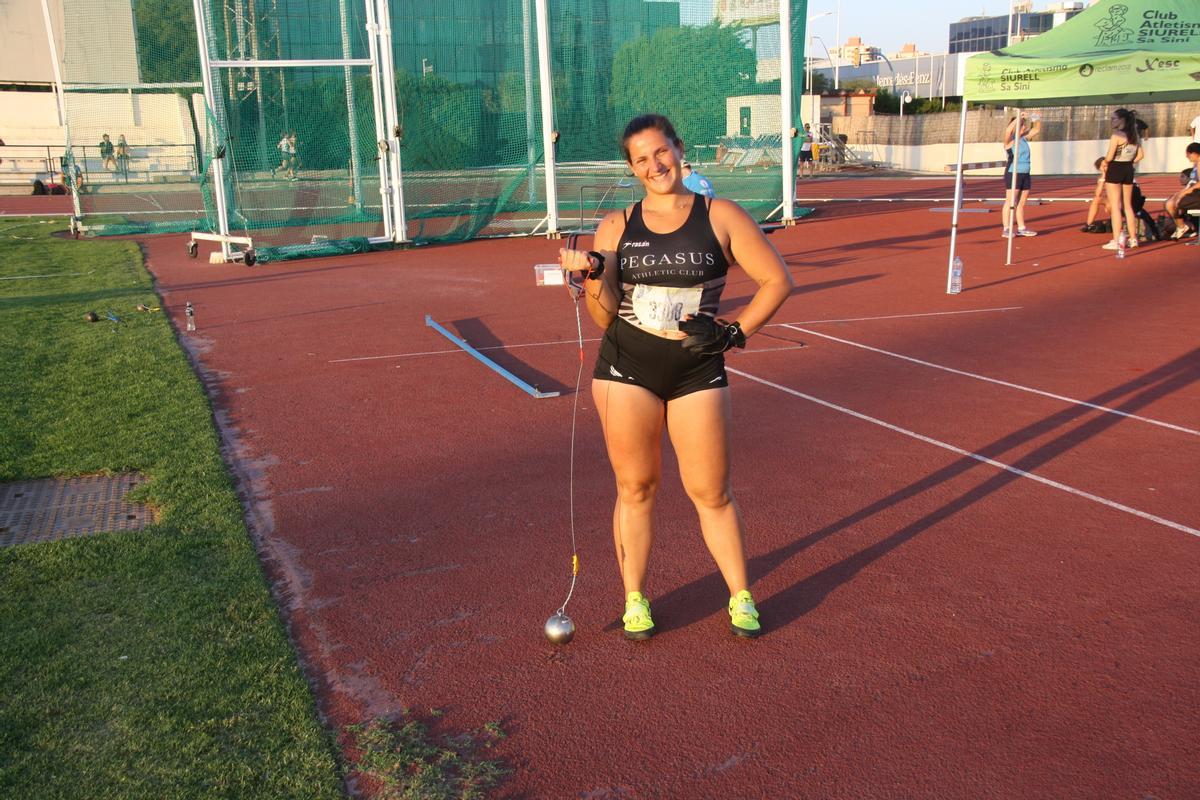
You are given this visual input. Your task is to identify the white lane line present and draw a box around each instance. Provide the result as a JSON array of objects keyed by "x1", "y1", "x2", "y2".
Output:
[
  {"x1": 329, "y1": 336, "x2": 599, "y2": 363},
  {"x1": 772, "y1": 306, "x2": 1022, "y2": 326},
  {"x1": 728, "y1": 367, "x2": 1200, "y2": 539},
  {"x1": 783, "y1": 325, "x2": 1200, "y2": 438}
]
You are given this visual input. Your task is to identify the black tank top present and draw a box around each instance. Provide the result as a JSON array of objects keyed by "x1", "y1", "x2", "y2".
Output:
[{"x1": 616, "y1": 196, "x2": 729, "y2": 330}]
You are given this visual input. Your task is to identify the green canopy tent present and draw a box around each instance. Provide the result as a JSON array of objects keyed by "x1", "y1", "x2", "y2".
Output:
[{"x1": 946, "y1": 0, "x2": 1200, "y2": 283}]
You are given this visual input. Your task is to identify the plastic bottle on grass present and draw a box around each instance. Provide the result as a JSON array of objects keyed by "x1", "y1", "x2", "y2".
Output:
[
  {"x1": 948, "y1": 256, "x2": 963, "y2": 294},
  {"x1": 1116, "y1": 232, "x2": 1125, "y2": 260}
]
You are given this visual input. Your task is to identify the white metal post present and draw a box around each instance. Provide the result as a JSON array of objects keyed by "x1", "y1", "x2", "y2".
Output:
[
  {"x1": 780, "y1": 0, "x2": 795, "y2": 223},
  {"x1": 946, "y1": 100, "x2": 968, "y2": 294},
  {"x1": 806, "y1": 38, "x2": 813, "y2": 127},
  {"x1": 374, "y1": 0, "x2": 408, "y2": 242},
  {"x1": 362, "y1": 0, "x2": 393, "y2": 239},
  {"x1": 38, "y1": 0, "x2": 81, "y2": 220},
  {"x1": 340, "y1": 0, "x2": 364, "y2": 211},
  {"x1": 533, "y1": 0, "x2": 558, "y2": 235},
  {"x1": 1006, "y1": 117, "x2": 1021, "y2": 266},
  {"x1": 834, "y1": 0, "x2": 841, "y2": 90},
  {"x1": 192, "y1": 0, "x2": 234, "y2": 258},
  {"x1": 522, "y1": 0, "x2": 537, "y2": 203}
]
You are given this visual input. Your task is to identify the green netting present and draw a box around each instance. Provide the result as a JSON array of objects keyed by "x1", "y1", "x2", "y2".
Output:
[
  {"x1": 202, "y1": 0, "x2": 387, "y2": 247},
  {"x1": 386, "y1": 0, "x2": 546, "y2": 243},
  {"x1": 51, "y1": 0, "x2": 801, "y2": 255},
  {"x1": 56, "y1": 0, "x2": 218, "y2": 235},
  {"x1": 253, "y1": 236, "x2": 385, "y2": 263}
]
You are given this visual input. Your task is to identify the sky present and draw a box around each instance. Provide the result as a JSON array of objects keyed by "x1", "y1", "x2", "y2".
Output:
[{"x1": 679, "y1": 0, "x2": 1040, "y2": 56}]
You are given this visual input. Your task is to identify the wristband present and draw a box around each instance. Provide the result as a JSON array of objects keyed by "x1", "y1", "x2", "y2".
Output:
[
  {"x1": 585, "y1": 251, "x2": 605, "y2": 280},
  {"x1": 725, "y1": 320, "x2": 746, "y2": 350}
]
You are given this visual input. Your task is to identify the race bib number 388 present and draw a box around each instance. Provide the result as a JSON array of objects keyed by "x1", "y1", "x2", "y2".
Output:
[{"x1": 631, "y1": 284, "x2": 703, "y2": 332}]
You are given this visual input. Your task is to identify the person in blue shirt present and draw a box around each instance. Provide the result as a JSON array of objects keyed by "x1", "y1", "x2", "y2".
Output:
[
  {"x1": 1002, "y1": 113, "x2": 1041, "y2": 238},
  {"x1": 681, "y1": 160, "x2": 715, "y2": 198}
]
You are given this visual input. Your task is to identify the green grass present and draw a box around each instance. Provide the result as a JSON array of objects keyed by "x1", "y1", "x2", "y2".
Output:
[
  {"x1": 346, "y1": 715, "x2": 507, "y2": 800},
  {"x1": 0, "y1": 219, "x2": 343, "y2": 799}
]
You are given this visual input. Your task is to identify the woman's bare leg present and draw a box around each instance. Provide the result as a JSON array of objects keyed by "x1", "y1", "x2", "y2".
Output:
[
  {"x1": 665, "y1": 387, "x2": 748, "y2": 596},
  {"x1": 592, "y1": 379, "x2": 665, "y2": 595}
]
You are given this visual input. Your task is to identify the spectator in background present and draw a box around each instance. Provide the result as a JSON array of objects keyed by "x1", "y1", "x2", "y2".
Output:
[
  {"x1": 797, "y1": 123, "x2": 816, "y2": 179},
  {"x1": 115, "y1": 135, "x2": 130, "y2": 181},
  {"x1": 276, "y1": 131, "x2": 294, "y2": 180},
  {"x1": 288, "y1": 132, "x2": 300, "y2": 180},
  {"x1": 1190, "y1": 112, "x2": 1200, "y2": 144},
  {"x1": 1002, "y1": 112, "x2": 1041, "y2": 237},
  {"x1": 681, "y1": 160, "x2": 715, "y2": 198},
  {"x1": 1165, "y1": 142, "x2": 1200, "y2": 240},
  {"x1": 99, "y1": 134, "x2": 116, "y2": 171}
]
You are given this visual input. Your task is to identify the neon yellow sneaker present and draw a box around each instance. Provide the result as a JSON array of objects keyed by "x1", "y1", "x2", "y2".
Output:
[
  {"x1": 729, "y1": 589, "x2": 762, "y2": 638},
  {"x1": 622, "y1": 591, "x2": 656, "y2": 640}
]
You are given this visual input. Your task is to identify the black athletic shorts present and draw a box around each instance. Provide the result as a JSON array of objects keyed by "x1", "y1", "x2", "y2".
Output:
[
  {"x1": 1105, "y1": 161, "x2": 1135, "y2": 185},
  {"x1": 1005, "y1": 172, "x2": 1032, "y2": 192},
  {"x1": 798, "y1": 150, "x2": 814, "y2": 162},
  {"x1": 592, "y1": 317, "x2": 728, "y2": 402}
]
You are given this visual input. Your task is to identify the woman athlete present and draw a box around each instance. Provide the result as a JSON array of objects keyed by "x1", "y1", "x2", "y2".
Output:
[
  {"x1": 559, "y1": 114, "x2": 793, "y2": 640},
  {"x1": 1100, "y1": 108, "x2": 1145, "y2": 251}
]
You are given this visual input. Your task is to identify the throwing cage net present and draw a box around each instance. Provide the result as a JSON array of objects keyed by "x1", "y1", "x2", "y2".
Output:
[{"x1": 48, "y1": 1, "x2": 807, "y2": 259}]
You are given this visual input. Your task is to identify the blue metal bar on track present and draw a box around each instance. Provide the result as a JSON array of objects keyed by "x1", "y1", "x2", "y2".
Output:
[{"x1": 424, "y1": 315, "x2": 560, "y2": 399}]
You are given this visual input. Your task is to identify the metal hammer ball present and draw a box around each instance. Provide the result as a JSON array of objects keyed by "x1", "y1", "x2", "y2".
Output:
[{"x1": 544, "y1": 612, "x2": 575, "y2": 644}]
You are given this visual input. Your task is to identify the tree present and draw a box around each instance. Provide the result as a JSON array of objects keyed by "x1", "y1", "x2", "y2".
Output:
[
  {"x1": 610, "y1": 23, "x2": 756, "y2": 151},
  {"x1": 133, "y1": 0, "x2": 200, "y2": 84},
  {"x1": 841, "y1": 78, "x2": 877, "y2": 92}
]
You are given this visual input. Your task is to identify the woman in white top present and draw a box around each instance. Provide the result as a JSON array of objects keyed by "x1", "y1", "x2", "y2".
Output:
[{"x1": 1100, "y1": 108, "x2": 1144, "y2": 250}]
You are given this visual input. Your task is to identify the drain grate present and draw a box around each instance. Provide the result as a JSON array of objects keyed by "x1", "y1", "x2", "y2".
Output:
[{"x1": 0, "y1": 473, "x2": 156, "y2": 547}]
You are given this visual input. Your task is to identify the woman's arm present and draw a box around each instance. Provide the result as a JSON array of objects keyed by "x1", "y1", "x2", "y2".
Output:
[
  {"x1": 712, "y1": 200, "x2": 794, "y2": 337},
  {"x1": 1133, "y1": 145, "x2": 1145, "y2": 165},
  {"x1": 560, "y1": 210, "x2": 624, "y2": 330}
]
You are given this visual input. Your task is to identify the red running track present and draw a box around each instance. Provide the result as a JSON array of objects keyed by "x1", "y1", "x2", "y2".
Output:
[{"x1": 45, "y1": 185, "x2": 1200, "y2": 797}]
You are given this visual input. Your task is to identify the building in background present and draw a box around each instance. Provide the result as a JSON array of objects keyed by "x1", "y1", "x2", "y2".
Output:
[
  {"x1": 832, "y1": 36, "x2": 880, "y2": 68},
  {"x1": 948, "y1": 0, "x2": 1085, "y2": 54}
]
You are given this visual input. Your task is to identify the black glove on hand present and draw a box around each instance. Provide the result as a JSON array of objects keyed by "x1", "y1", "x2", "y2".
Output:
[{"x1": 679, "y1": 315, "x2": 746, "y2": 356}]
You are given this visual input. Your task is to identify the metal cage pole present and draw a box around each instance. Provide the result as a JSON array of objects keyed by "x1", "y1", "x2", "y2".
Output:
[
  {"x1": 339, "y1": 0, "x2": 364, "y2": 211},
  {"x1": 522, "y1": 0, "x2": 537, "y2": 204},
  {"x1": 946, "y1": 100, "x2": 969, "y2": 293},
  {"x1": 780, "y1": 0, "x2": 796, "y2": 224},
  {"x1": 1006, "y1": 119, "x2": 1021, "y2": 266},
  {"x1": 362, "y1": 0, "x2": 393, "y2": 240},
  {"x1": 534, "y1": 0, "x2": 558, "y2": 235},
  {"x1": 192, "y1": 0, "x2": 235, "y2": 259},
  {"x1": 374, "y1": 0, "x2": 408, "y2": 243},
  {"x1": 38, "y1": 0, "x2": 81, "y2": 220}
]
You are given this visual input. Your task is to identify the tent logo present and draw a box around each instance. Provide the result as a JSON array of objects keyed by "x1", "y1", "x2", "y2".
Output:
[
  {"x1": 1136, "y1": 57, "x2": 1181, "y2": 73},
  {"x1": 1079, "y1": 64, "x2": 1095, "y2": 77},
  {"x1": 1094, "y1": 5, "x2": 1135, "y2": 47},
  {"x1": 977, "y1": 63, "x2": 997, "y2": 93}
]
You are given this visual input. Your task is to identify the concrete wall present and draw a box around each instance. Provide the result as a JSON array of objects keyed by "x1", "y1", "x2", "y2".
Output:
[
  {"x1": 0, "y1": 0, "x2": 140, "y2": 86},
  {"x1": 0, "y1": 90, "x2": 198, "y2": 146},
  {"x1": 726, "y1": 95, "x2": 782, "y2": 138},
  {"x1": 0, "y1": 0, "x2": 63, "y2": 85}
]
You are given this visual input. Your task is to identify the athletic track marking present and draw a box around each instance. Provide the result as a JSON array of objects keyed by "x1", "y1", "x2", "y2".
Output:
[
  {"x1": 782, "y1": 325, "x2": 1200, "y2": 438},
  {"x1": 727, "y1": 367, "x2": 1200, "y2": 539}
]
